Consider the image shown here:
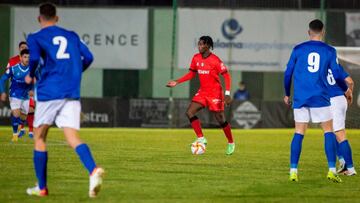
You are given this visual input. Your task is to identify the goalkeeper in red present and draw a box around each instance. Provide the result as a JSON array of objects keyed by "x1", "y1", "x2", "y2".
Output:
[{"x1": 167, "y1": 36, "x2": 235, "y2": 155}]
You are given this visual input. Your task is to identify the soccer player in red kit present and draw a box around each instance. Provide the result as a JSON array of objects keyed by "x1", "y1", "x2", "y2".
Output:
[
  {"x1": 6, "y1": 41, "x2": 35, "y2": 138},
  {"x1": 167, "y1": 36, "x2": 235, "y2": 155}
]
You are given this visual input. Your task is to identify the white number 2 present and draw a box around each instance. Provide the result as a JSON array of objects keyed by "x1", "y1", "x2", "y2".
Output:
[
  {"x1": 53, "y1": 36, "x2": 70, "y2": 59},
  {"x1": 327, "y1": 69, "x2": 336, "y2": 85},
  {"x1": 307, "y1": 52, "x2": 320, "y2": 73}
]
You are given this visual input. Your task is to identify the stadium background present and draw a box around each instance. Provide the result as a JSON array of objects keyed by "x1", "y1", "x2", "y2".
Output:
[{"x1": 1, "y1": 0, "x2": 360, "y2": 128}]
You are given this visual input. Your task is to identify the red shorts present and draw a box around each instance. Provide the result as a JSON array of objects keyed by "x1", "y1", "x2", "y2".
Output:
[
  {"x1": 29, "y1": 97, "x2": 36, "y2": 108},
  {"x1": 192, "y1": 91, "x2": 224, "y2": 112}
]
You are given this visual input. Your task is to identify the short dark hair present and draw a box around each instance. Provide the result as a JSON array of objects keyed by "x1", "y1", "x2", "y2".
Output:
[
  {"x1": 39, "y1": 2, "x2": 57, "y2": 20},
  {"x1": 18, "y1": 41, "x2": 27, "y2": 48},
  {"x1": 20, "y1": 49, "x2": 29, "y2": 56},
  {"x1": 309, "y1": 19, "x2": 324, "y2": 33},
  {"x1": 199, "y1": 36, "x2": 214, "y2": 50}
]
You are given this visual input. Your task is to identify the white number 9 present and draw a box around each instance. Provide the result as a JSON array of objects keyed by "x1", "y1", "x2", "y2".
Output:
[{"x1": 308, "y1": 52, "x2": 320, "y2": 73}]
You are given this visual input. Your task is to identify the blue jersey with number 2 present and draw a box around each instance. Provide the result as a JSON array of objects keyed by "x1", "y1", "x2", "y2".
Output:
[
  {"x1": 27, "y1": 25, "x2": 93, "y2": 101},
  {"x1": 284, "y1": 40, "x2": 348, "y2": 108}
]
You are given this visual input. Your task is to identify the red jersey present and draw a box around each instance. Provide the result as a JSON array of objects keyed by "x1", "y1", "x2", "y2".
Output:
[
  {"x1": 189, "y1": 53, "x2": 228, "y2": 93},
  {"x1": 6, "y1": 55, "x2": 21, "y2": 69}
]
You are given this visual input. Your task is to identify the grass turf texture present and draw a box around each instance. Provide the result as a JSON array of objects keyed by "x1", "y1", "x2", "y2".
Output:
[{"x1": 0, "y1": 127, "x2": 359, "y2": 203}]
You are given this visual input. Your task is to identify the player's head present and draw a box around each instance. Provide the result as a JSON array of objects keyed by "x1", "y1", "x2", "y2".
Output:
[
  {"x1": 20, "y1": 49, "x2": 30, "y2": 66},
  {"x1": 198, "y1": 36, "x2": 213, "y2": 54},
  {"x1": 239, "y1": 81, "x2": 246, "y2": 90},
  {"x1": 38, "y1": 2, "x2": 58, "y2": 25},
  {"x1": 18, "y1": 41, "x2": 28, "y2": 52},
  {"x1": 308, "y1": 19, "x2": 324, "y2": 38}
]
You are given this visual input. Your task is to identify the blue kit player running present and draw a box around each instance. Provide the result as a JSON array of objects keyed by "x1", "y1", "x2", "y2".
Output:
[
  {"x1": 0, "y1": 49, "x2": 33, "y2": 142},
  {"x1": 326, "y1": 66, "x2": 357, "y2": 176},
  {"x1": 283, "y1": 19, "x2": 352, "y2": 183},
  {"x1": 25, "y1": 3, "x2": 104, "y2": 197}
]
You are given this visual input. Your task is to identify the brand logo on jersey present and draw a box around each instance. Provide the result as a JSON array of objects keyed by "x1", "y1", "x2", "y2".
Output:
[
  {"x1": 196, "y1": 62, "x2": 204, "y2": 67},
  {"x1": 198, "y1": 70, "x2": 210, "y2": 74},
  {"x1": 221, "y1": 19, "x2": 243, "y2": 40},
  {"x1": 212, "y1": 99, "x2": 222, "y2": 104}
]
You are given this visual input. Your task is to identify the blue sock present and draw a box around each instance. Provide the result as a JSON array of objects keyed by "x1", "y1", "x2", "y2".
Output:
[
  {"x1": 324, "y1": 132, "x2": 337, "y2": 168},
  {"x1": 335, "y1": 140, "x2": 344, "y2": 160},
  {"x1": 290, "y1": 133, "x2": 304, "y2": 169},
  {"x1": 11, "y1": 116, "x2": 19, "y2": 134},
  {"x1": 34, "y1": 150, "x2": 48, "y2": 190},
  {"x1": 75, "y1": 144, "x2": 96, "y2": 174},
  {"x1": 339, "y1": 140, "x2": 353, "y2": 168}
]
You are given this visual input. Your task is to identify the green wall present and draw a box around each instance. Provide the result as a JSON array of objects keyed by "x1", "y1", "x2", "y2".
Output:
[
  {"x1": 81, "y1": 69, "x2": 103, "y2": 98},
  {"x1": 0, "y1": 6, "x2": 11, "y2": 73}
]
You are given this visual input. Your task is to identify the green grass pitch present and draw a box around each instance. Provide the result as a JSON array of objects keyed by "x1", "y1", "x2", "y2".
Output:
[{"x1": 0, "y1": 127, "x2": 359, "y2": 202}]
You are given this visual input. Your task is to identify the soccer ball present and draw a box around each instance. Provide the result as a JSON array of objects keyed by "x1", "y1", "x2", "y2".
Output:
[{"x1": 191, "y1": 141, "x2": 206, "y2": 155}]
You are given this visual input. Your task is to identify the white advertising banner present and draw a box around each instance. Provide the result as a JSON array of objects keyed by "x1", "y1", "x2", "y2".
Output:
[
  {"x1": 178, "y1": 9, "x2": 316, "y2": 72},
  {"x1": 12, "y1": 7, "x2": 148, "y2": 69},
  {"x1": 346, "y1": 13, "x2": 360, "y2": 46}
]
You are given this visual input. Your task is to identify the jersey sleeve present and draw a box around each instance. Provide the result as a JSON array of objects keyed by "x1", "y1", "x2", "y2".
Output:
[
  {"x1": 284, "y1": 48, "x2": 297, "y2": 96},
  {"x1": 215, "y1": 58, "x2": 228, "y2": 75},
  {"x1": 189, "y1": 56, "x2": 197, "y2": 72},
  {"x1": 78, "y1": 36, "x2": 94, "y2": 72},
  {"x1": 27, "y1": 34, "x2": 41, "y2": 77},
  {"x1": 0, "y1": 68, "x2": 11, "y2": 93}
]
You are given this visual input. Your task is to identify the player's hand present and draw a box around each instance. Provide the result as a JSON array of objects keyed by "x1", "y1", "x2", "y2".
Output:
[
  {"x1": 345, "y1": 88, "x2": 353, "y2": 105},
  {"x1": 0, "y1": 93, "x2": 7, "y2": 102},
  {"x1": 25, "y1": 75, "x2": 33, "y2": 84},
  {"x1": 224, "y1": 95, "x2": 232, "y2": 105},
  {"x1": 283, "y1": 96, "x2": 291, "y2": 106},
  {"x1": 29, "y1": 90, "x2": 34, "y2": 97},
  {"x1": 166, "y1": 80, "x2": 177, "y2": 88}
]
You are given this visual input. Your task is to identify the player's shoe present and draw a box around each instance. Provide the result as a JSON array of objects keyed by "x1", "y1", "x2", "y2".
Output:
[
  {"x1": 18, "y1": 129, "x2": 26, "y2": 138},
  {"x1": 327, "y1": 171, "x2": 342, "y2": 183},
  {"x1": 26, "y1": 185, "x2": 48, "y2": 197},
  {"x1": 89, "y1": 167, "x2": 105, "y2": 198},
  {"x1": 193, "y1": 137, "x2": 207, "y2": 145},
  {"x1": 12, "y1": 134, "x2": 18, "y2": 142},
  {"x1": 343, "y1": 168, "x2": 357, "y2": 176},
  {"x1": 29, "y1": 132, "x2": 34, "y2": 139},
  {"x1": 289, "y1": 172, "x2": 298, "y2": 182},
  {"x1": 337, "y1": 161, "x2": 347, "y2": 174},
  {"x1": 226, "y1": 143, "x2": 235, "y2": 155}
]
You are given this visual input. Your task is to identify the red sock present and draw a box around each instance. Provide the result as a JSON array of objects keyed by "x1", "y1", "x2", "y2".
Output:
[
  {"x1": 27, "y1": 112, "x2": 34, "y2": 133},
  {"x1": 189, "y1": 116, "x2": 203, "y2": 138},
  {"x1": 221, "y1": 122, "x2": 234, "y2": 143}
]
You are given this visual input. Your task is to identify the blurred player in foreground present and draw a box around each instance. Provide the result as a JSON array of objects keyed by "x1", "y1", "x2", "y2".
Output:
[
  {"x1": 167, "y1": 36, "x2": 235, "y2": 155},
  {"x1": 284, "y1": 19, "x2": 352, "y2": 183},
  {"x1": 0, "y1": 49, "x2": 33, "y2": 142},
  {"x1": 25, "y1": 2, "x2": 104, "y2": 197}
]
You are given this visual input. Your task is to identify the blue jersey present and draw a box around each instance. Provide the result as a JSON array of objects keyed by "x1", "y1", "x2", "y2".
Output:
[
  {"x1": 0, "y1": 63, "x2": 33, "y2": 100},
  {"x1": 284, "y1": 40, "x2": 348, "y2": 108},
  {"x1": 327, "y1": 65, "x2": 349, "y2": 98},
  {"x1": 27, "y1": 25, "x2": 93, "y2": 101}
]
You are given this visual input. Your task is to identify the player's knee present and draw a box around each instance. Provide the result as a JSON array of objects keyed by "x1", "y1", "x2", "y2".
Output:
[{"x1": 186, "y1": 111, "x2": 194, "y2": 119}]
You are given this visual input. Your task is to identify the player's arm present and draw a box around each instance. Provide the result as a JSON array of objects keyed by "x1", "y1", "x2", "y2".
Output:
[
  {"x1": 27, "y1": 35, "x2": 41, "y2": 79},
  {"x1": 79, "y1": 39, "x2": 94, "y2": 72},
  {"x1": 216, "y1": 61, "x2": 232, "y2": 105},
  {"x1": 166, "y1": 70, "x2": 196, "y2": 87},
  {"x1": 0, "y1": 69, "x2": 11, "y2": 101},
  {"x1": 283, "y1": 49, "x2": 296, "y2": 106}
]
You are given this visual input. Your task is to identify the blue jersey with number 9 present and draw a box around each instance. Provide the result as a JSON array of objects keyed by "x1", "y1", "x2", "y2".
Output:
[
  {"x1": 27, "y1": 25, "x2": 93, "y2": 101},
  {"x1": 284, "y1": 40, "x2": 348, "y2": 108}
]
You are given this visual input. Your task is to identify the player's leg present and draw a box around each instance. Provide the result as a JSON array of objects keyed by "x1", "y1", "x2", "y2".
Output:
[
  {"x1": 10, "y1": 109, "x2": 21, "y2": 142},
  {"x1": 289, "y1": 107, "x2": 309, "y2": 181},
  {"x1": 186, "y1": 101, "x2": 206, "y2": 144},
  {"x1": 27, "y1": 98, "x2": 35, "y2": 138},
  {"x1": 56, "y1": 100, "x2": 104, "y2": 197},
  {"x1": 18, "y1": 99, "x2": 30, "y2": 138},
  {"x1": 27, "y1": 124, "x2": 50, "y2": 196},
  {"x1": 18, "y1": 113, "x2": 27, "y2": 138},
  {"x1": 331, "y1": 96, "x2": 356, "y2": 175},
  {"x1": 213, "y1": 111, "x2": 235, "y2": 155}
]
